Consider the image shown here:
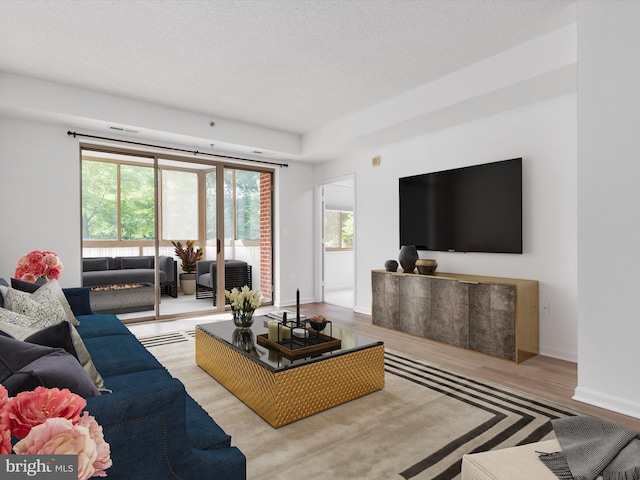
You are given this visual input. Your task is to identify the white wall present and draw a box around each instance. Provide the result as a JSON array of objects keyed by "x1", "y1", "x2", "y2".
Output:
[
  {"x1": 274, "y1": 162, "x2": 316, "y2": 306},
  {"x1": 315, "y1": 93, "x2": 578, "y2": 361},
  {"x1": 575, "y1": 0, "x2": 640, "y2": 418},
  {"x1": 0, "y1": 115, "x2": 316, "y2": 310},
  {"x1": 0, "y1": 117, "x2": 83, "y2": 287}
]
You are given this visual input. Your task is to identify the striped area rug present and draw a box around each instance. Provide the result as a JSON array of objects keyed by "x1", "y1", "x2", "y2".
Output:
[{"x1": 138, "y1": 330, "x2": 582, "y2": 480}]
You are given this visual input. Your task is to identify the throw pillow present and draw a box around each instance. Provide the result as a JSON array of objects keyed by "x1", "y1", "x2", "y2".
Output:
[
  {"x1": 121, "y1": 257, "x2": 152, "y2": 269},
  {"x1": 0, "y1": 336, "x2": 100, "y2": 398},
  {"x1": 0, "y1": 305, "x2": 54, "y2": 331},
  {"x1": 23, "y1": 321, "x2": 78, "y2": 358},
  {"x1": 0, "y1": 285, "x2": 67, "y2": 328},
  {"x1": 0, "y1": 277, "x2": 8, "y2": 308},
  {"x1": 83, "y1": 257, "x2": 110, "y2": 272},
  {"x1": 11, "y1": 278, "x2": 80, "y2": 326},
  {"x1": 67, "y1": 322, "x2": 106, "y2": 389},
  {"x1": 0, "y1": 309, "x2": 105, "y2": 390}
]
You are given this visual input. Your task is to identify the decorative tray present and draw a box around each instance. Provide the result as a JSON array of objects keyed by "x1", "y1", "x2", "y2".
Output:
[{"x1": 256, "y1": 330, "x2": 342, "y2": 360}]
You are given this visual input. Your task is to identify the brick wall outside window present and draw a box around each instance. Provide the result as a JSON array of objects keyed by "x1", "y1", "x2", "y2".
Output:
[{"x1": 259, "y1": 173, "x2": 272, "y2": 302}]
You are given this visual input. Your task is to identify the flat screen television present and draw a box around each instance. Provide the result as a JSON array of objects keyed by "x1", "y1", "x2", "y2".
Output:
[{"x1": 399, "y1": 158, "x2": 522, "y2": 254}]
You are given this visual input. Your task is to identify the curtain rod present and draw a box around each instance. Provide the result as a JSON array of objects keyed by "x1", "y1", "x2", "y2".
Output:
[{"x1": 67, "y1": 131, "x2": 289, "y2": 168}]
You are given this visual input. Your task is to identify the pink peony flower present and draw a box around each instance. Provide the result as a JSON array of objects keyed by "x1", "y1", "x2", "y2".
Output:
[
  {"x1": 27, "y1": 251, "x2": 44, "y2": 265},
  {"x1": 79, "y1": 412, "x2": 112, "y2": 476},
  {"x1": 14, "y1": 418, "x2": 98, "y2": 480},
  {"x1": 4, "y1": 387, "x2": 86, "y2": 440},
  {"x1": 0, "y1": 384, "x2": 7, "y2": 408},
  {"x1": 0, "y1": 384, "x2": 9, "y2": 427},
  {"x1": 29, "y1": 261, "x2": 47, "y2": 277},
  {"x1": 20, "y1": 272, "x2": 37, "y2": 283},
  {"x1": 16, "y1": 255, "x2": 29, "y2": 266},
  {"x1": 0, "y1": 425, "x2": 10, "y2": 455},
  {"x1": 46, "y1": 266, "x2": 62, "y2": 280},
  {"x1": 42, "y1": 253, "x2": 60, "y2": 267},
  {"x1": 15, "y1": 263, "x2": 30, "y2": 278}
]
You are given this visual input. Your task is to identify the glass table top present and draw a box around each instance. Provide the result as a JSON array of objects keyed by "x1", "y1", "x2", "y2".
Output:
[{"x1": 197, "y1": 317, "x2": 383, "y2": 372}]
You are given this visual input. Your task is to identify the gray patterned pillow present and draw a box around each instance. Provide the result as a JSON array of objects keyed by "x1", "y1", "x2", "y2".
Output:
[
  {"x1": 0, "y1": 310, "x2": 37, "y2": 336},
  {"x1": 0, "y1": 284, "x2": 67, "y2": 328},
  {"x1": 10, "y1": 278, "x2": 80, "y2": 327}
]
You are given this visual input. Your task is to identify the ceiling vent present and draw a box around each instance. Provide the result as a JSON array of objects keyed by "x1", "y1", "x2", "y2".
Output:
[{"x1": 109, "y1": 126, "x2": 139, "y2": 134}]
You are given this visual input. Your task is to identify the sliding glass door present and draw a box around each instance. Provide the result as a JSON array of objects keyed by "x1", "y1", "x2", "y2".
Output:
[{"x1": 80, "y1": 147, "x2": 273, "y2": 321}]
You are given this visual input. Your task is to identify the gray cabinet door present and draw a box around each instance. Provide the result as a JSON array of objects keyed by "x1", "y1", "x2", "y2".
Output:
[
  {"x1": 398, "y1": 274, "x2": 432, "y2": 337},
  {"x1": 371, "y1": 271, "x2": 400, "y2": 329},
  {"x1": 427, "y1": 278, "x2": 469, "y2": 348},
  {"x1": 468, "y1": 283, "x2": 516, "y2": 360}
]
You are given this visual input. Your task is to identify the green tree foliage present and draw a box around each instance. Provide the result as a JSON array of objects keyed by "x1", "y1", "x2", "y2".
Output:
[
  {"x1": 82, "y1": 161, "x2": 117, "y2": 240},
  {"x1": 120, "y1": 164, "x2": 155, "y2": 240},
  {"x1": 223, "y1": 169, "x2": 260, "y2": 240},
  {"x1": 82, "y1": 160, "x2": 262, "y2": 244},
  {"x1": 235, "y1": 170, "x2": 260, "y2": 240}
]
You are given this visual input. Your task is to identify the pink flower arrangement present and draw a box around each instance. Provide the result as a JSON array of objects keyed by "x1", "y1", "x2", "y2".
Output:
[
  {"x1": 0, "y1": 385, "x2": 111, "y2": 479},
  {"x1": 14, "y1": 250, "x2": 64, "y2": 282}
]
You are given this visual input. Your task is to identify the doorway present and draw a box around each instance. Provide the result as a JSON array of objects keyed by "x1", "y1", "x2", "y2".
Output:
[{"x1": 321, "y1": 176, "x2": 355, "y2": 309}]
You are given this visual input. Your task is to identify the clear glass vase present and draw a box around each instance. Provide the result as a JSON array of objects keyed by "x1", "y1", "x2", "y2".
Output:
[{"x1": 232, "y1": 309, "x2": 255, "y2": 328}]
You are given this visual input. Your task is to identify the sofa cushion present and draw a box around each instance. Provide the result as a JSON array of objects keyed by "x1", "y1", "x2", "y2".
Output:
[
  {"x1": 0, "y1": 335, "x2": 100, "y2": 398},
  {"x1": 121, "y1": 257, "x2": 153, "y2": 269},
  {"x1": 11, "y1": 278, "x2": 80, "y2": 326},
  {"x1": 81, "y1": 335, "x2": 165, "y2": 377},
  {"x1": 83, "y1": 257, "x2": 111, "y2": 272},
  {"x1": 82, "y1": 269, "x2": 163, "y2": 287},
  {"x1": 100, "y1": 368, "x2": 174, "y2": 390},
  {"x1": 75, "y1": 313, "x2": 131, "y2": 338},
  {"x1": 185, "y1": 395, "x2": 232, "y2": 449}
]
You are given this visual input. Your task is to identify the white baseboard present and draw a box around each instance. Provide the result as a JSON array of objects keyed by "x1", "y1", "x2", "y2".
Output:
[
  {"x1": 573, "y1": 386, "x2": 640, "y2": 419},
  {"x1": 353, "y1": 305, "x2": 371, "y2": 315},
  {"x1": 539, "y1": 346, "x2": 577, "y2": 363}
]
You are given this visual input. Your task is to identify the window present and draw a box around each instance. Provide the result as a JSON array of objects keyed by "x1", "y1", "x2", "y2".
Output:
[
  {"x1": 224, "y1": 169, "x2": 260, "y2": 241},
  {"x1": 82, "y1": 159, "x2": 155, "y2": 241},
  {"x1": 324, "y1": 210, "x2": 353, "y2": 250},
  {"x1": 161, "y1": 169, "x2": 198, "y2": 240}
]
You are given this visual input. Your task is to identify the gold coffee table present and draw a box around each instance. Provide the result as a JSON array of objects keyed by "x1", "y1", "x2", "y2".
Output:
[{"x1": 195, "y1": 319, "x2": 385, "y2": 428}]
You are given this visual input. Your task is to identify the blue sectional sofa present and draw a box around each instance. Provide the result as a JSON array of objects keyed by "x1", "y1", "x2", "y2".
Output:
[{"x1": 63, "y1": 287, "x2": 246, "y2": 480}]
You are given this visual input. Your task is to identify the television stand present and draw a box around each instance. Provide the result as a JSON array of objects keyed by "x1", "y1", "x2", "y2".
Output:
[{"x1": 371, "y1": 270, "x2": 538, "y2": 363}]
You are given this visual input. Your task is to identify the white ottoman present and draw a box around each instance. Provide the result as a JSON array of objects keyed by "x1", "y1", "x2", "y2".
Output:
[{"x1": 461, "y1": 439, "x2": 561, "y2": 480}]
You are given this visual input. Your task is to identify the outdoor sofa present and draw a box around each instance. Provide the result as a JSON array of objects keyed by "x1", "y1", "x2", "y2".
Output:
[{"x1": 82, "y1": 255, "x2": 178, "y2": 297}]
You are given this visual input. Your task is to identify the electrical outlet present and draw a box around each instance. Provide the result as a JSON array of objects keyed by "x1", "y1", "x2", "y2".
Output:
[
  {"x1": 290, "y1": 274, "x2": 296, "y2": 283},
  {"x1": 542, "y1": 302, "x2": 550, "y2": 315}
]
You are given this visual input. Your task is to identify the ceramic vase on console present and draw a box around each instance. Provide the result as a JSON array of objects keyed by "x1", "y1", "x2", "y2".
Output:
[
  {"x1": 398, "y1": 245, "x2": 418, "y2": 273},
  {"x1": 232, "y1": 308, "x2": 255, "y2": 328},
  {"x1": 384, "y1": 260, "x2": 398, "y2": 272}
]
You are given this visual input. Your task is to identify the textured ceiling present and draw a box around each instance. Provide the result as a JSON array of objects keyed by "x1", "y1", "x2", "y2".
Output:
[{"x1": 0, "y1": 0, "x2": 576, "y2": 135}]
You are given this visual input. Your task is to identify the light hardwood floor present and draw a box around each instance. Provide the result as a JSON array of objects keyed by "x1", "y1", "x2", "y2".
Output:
[
  {"x1": 128, "y1": 301, "x2": 640, "y2": 431},
  {"x1": 296, "y1": 302, "x2": 640, "y2": 432}
]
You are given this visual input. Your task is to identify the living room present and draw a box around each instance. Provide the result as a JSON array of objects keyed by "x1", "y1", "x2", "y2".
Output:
[{"x1": 1, "y1": 0, "x2": 639, "y2": 478}]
